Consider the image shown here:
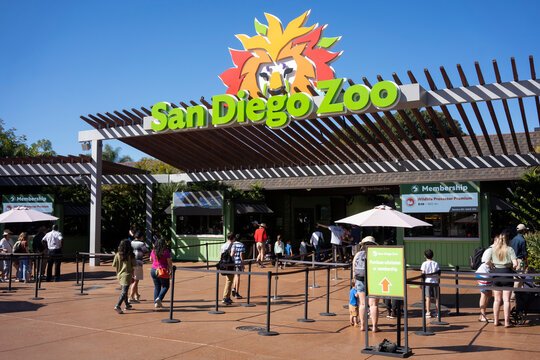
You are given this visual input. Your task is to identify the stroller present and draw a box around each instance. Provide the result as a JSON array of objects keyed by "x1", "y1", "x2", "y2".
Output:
[{"x1": 510, "y1": 280, "x2": 540, "y2": 325}]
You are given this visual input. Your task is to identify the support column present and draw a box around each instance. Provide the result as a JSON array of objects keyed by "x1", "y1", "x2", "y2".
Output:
[
  {"x1": 146, "y1": 183, "x2": 153, "y2": 246},
  {"x1": 89, "y1": 140, "x2": 102, "y2": 266}
]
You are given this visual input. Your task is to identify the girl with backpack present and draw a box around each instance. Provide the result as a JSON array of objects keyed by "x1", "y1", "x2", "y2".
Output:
[
  {"x1": 112, "y1": 240, "x2": 137, "y2": 314},
  {"x1": 352, "y1": 236, "x2": 379, "y2": 332},
  {"x1": 150, "y1": 238, "x2": 172, "y2": 308}
]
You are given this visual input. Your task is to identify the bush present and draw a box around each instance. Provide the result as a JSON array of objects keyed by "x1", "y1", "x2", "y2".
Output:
[{"x1": 526, "y1": 232, "x2": 540, "y2": 271}]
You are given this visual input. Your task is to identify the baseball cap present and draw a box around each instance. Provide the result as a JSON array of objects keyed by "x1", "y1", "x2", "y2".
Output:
[{"x1": 516, "y1": 224, "x2": 528, "y2": 231}]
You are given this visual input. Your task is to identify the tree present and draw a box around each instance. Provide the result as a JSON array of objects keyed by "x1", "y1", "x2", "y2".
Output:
[
  {"x1": 504, "y1": 167, "x2": 540, "y2": 232},
  {"x1": 0, "y1": 118, "x2": 56, "y2": 157},
  {"x1": 136, "y1": 157, "x2": 179, "y2": 174},
  {"x1": 102, "y1": 144, "x2": 132, "y2": 163}
]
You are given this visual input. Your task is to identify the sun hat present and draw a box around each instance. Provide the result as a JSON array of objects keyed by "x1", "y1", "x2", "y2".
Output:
[
  {"x1": 260, "y1": 223, "x2": 267, "y2": 228},
  {"x1": 252, "y1": 220, "x2": 259, "y2": 225},
  {"x1": 516, "y1": 224, "x2": 528, "y2": 231},
  {"x1": 360, "y1": 236, "x2": 377, "y2": 245},
  {"x1": 3, "y1": 229, "x2": 13, "y2": 236}
]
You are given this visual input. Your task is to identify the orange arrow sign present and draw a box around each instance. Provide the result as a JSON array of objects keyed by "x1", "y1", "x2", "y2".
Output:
[{"x1": 379, "y1": 277, "x2": 392, "y2": 293}]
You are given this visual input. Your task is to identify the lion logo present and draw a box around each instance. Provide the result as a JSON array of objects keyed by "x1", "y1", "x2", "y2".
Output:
[{"x1": 219, "y1": 11, "x2": 342, "y2": 98}]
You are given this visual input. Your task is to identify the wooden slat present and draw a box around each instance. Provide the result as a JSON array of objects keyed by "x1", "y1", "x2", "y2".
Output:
[
  {"x1": 289, "y1": 122, "x2": 338, "y2": 164},
  {"x1": 530, "y1": 55, "x2": 540, "y2": 128},
  {"x1": 327, "y1": 117, "x2": 371, "y2": 162},
  {"x1": 310, "y1": 118, "x2": 357, "y2": 163},
  {"x1": 80, "y1": 115, "x2": 99, "y2": 129},
  {"x1": 439, "y1": 66, "x2": 483, "y2": 156},
  {"x1": 334, "y1": 117, "x2": 381, "y2": 162},
  {"x1": 95, "y1": 113, "x2": 118, "y2": 128},
  {"x1": 493, "y1": 59, "x2": 520, "y2": 153},
  {"x1": 281, "y1": 125, "x2": 334, "y2": 164},
  {"x1": 511, "y1": 57, "x2": 534, "y2": 152},
  {"x1": 295, "y1": 120, "x2": 348, "y2": 164},
  {"x1": 475, "y1": 61, "x2": 508, "y2": 155},
  {"x1": 113, "y1": 111, "x2": 134, "y2": 126},
  {"x1": 250, "y1": 124, "x2": 313, "y2": 165},
  {"x1": 345, "y1": 114, "x2": 391, "y2": 161},
  {"x1": 87, "y1": 114, "x2": 109, "y2": 129},
  {"x1": 224, "y1": 127, "x2": 282, "y2": 166},
  {"x1": 238, "y1": 125, "x2": 302, "y2": 166}
]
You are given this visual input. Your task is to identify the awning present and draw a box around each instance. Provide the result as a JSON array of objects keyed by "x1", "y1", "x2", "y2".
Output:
[
  {"x1": 165, "y1": 205, "x2": 222, "y2": 216},
  {"x1": 235, "y1": 202, "x2": 273, "y2": 214},
  {"x1": 166, "y1": 190, "x2": 223, "y2": 216}
]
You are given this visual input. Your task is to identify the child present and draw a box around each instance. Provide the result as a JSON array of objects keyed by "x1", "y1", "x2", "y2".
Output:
[
  {"x1": 299, "y1": 239, "x2": 308, "y2": 261},
  {"x1": 112, "y1": 240, "x2": 137, "y2": 314},
  {"x1": 274, "y1": 235, "x2": 285, "y2": 269},
  {"x1": 349, "y1": 279, "x2": 360, "y2": 327},
  {"x1": 284, "y1": 240, "x2": 293, "y2": 266},
  {"x1": 420, "y1": 249, "x2": 440, "y2": 318},
  {"x1": 476, "y1": 261, "x2": 492, "y2": 322}
]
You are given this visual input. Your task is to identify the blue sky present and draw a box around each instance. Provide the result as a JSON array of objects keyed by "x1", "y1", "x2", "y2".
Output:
[{"x1": 1, "y1": 0, "x2": 538, "y2": 161}]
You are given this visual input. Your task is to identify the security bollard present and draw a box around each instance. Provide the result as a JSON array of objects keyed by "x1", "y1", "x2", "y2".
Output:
[
  {"x1": 75, "y1": 255, "x2": 88, "y2": 296},
  {"x1": 242, "y1": 262, "x2": 255, "y2": 307},
  {"x1": 162, "y1": 266, "x2": 180, "y2": 323},
  {"x1": 209, "y1": 272, "x2": 225, "y2": 314},
  {"x1": 298, "y1": 268, "x2": 315, "y2": 322},
  {"x1": 414, "y1": 273, "x2": 434, "y2": 336},
  {"x1": 320, "y1": 267, "x2": 336, "y2": 316},
  {"x1": 258, "y1": 271, "x2": 279, "y2": 336}
]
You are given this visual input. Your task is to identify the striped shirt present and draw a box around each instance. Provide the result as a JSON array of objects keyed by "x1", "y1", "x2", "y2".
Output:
[{"x1": 232, "y1": 241, "x2": 245, "y2": 265}]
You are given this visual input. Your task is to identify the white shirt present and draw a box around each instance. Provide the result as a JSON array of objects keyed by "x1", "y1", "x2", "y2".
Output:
[
  {"x1": 310, "y1": 231, "x2": 323, "y2": 247},
  {"x1": 421, "y1": 260, "x2": 440, "y2": 283},
  {"x1": 328, "y1": 225, "x2": 344, "y2": 246},
  {"x1": 220, "y1": 241, "x2": 233, "y2": 254},
  {"x1": 43, "y1": 230, "x2": 63, "y2": 250},
  {"x1": 299, "y1": 241, "x2": 308, "y2": 255},
  {"x1": 0, "y1": 237, "x2": 14, "y2": 253}
]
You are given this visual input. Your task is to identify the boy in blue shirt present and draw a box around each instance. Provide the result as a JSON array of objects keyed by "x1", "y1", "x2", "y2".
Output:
[
  {"x1": 284, "y1": 240, "x2": 293, "y2": 267},
  {"x1": 349, "y1": 280, "x2": 360, "y2": 327}
]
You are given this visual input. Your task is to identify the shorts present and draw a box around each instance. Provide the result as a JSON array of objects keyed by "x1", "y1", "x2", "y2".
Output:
[
  {"x1": 492, "y1": 267, "x2": 514, "y2": 287},
  {"x1": 349, "y1": 305, "x2": 359, "y2": 317},
  {"x1": 425, "y1": 284, "x2": 437, "y2": 298},
  {"x1": 355, "y1": 279, "x2": 365, "y2": 293},
  {"x1": 478, "y1": 283, "x2": 492, "y2": 293},
  {"x1": 256, "y1": 242, "x2": 264, "y2": 251},
  {"x1": 235, "y1": 264, "x2": 244, "y2": 272},
  {"x1": 133, "y1": 265, "x2": 143, "y2": 280}
]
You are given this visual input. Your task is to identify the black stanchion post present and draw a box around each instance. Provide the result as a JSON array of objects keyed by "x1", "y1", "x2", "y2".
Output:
[
  {"x1": 242, "y1": 262, "x2": 255, "y2": 307},
  {"x1": 38, "y1": 254, "x2": 45, "y2": 290},
  {"x1": 258, "y1": 271, "x2": 279, "y2": 336},
  {"x1": 431, "y1": 271, "x2": 449, "y2": 325},
  {"x1": 455, "y1": 265, "x2": 460, "y2": 315},
  {"x1": 76, "y1": 255, "x2": 88, "y2": 296},
  {"x1": 209, "y1": 272, "x2": 224, "y2": 314},
  {"x1": 320, "y1": 267, "x2": 336, "y2": 316},
  {"x1": 73, "y1": 252, "x2": 80, "y2": 286},
  {"x1": 414, "y1": 273, "x2": 434, "y2": 336},
  {"x1": 30, "y1": 258, "x2": 43, "y2": 300},
  {"x1": 310, "y1": 253, "x2": 319, "y2": 289},
  {"x1": 298, "y1": 268, "x2": 315, "y2": 322},
  {"x1": 3, "y1": 254, "x2": 15, "y2": 293},
  {"x1": 33, "y1": 254, "x2": 38, "y2": 283},
  {"x1": 162, "y1": 265, "x2": 180, "y2": 323},
  {"x1": 205, "y1": 243, "x2": 209, "y2": 270}
]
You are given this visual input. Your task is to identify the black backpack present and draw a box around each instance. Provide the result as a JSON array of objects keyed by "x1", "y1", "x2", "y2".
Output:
[
  {"x1": 470, "y1": 247, "x2": 487, "y2": 270},
  {"x1": 216, "y1": 242, "x2": 234, "y2": 272}
]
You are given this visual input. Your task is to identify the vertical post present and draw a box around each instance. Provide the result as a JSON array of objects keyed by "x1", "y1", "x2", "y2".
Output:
[
  {"x1": 38, "y1": 254, "x2": 45, "y2": 290},
  {"x1": 320, "y1": 267, "x2": 336, "y2": 316},
  {"x1": 89, "y1": 139, "x2": 102, "y2": 266},
  {"x1": 145, "y1": 183, "x2": 153, "y2": 247},
  {"x1": 414, "y1": 273, "x2": 434, "y2": 336},
  {"x1": 431, "y1": 271, "x2": 449, "y2": 325},
  {"x1": 455, "y1": 265, "x2": 460, "y2": 315},
  {"x1": 73, "y1": 252, "x2": 80, "y2": 286},
  {"x1": 76, "y1": 255, "x2": 88, "y2": 296},
  {"x1": 4, "y1": 254, "x2": 15, "y2": 293},
  {"x1": 258, "y1": 271, "x2": 279, "y2": 336},
  {"x1": 209, "y1": 272, "x2": 224, "y2": 314},
  {"x1": 332, "y1": 247, "x2": 341, "y2": 280},
  {"x1": 298, "y1": 268, "x2": 315, "y2": 322},
  {"x1": 272, "y1": 260, "x2": 281, "y2": 301},
  {"x1": 205, "y1": 243, "x2": 209, "y2": 270},
  {"x1": 310, "y1": 253, "x2": 319, "y2": 288},
  {"x1": 242, "y1": 262, "x2": 255, "y2": 307},
  {"x1": 162, "y1": 265, "x2": 180, "y2": 323},
  {"x1": 30, "y1": 257, "x2": 43, "y2": 300}
]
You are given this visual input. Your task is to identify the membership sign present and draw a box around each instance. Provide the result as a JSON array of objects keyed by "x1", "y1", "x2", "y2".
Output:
[{"x1": 367, "y1": 246, "x2": 405, "y2": 298}]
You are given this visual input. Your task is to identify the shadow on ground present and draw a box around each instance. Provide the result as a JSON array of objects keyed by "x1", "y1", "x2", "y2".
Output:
[{"x1": 0, "y1": 301, "x2": 45, "y2": 313}]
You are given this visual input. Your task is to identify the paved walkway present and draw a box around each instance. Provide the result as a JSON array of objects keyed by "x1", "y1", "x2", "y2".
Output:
[{"x1": 1, "y1": 262, "x2": 539, "y2": 359}]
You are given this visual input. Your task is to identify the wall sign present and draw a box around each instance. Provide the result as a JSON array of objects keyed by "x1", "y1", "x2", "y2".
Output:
[
  {"x1": 2, "y1": 194, "x2": 54, "y2": 214},
  {"x1": 400, "y1": 182, "x2": 479, "y2": 213}
]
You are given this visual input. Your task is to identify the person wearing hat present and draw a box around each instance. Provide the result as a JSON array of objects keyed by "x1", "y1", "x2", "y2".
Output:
[
  {"x1": 510, "y1": 224, "x2": 528, "y2": 288},
  {"x1": 0, "y1": 229, "x2": 15, "y2": 281},
  {"x1": 352, "y1": 236, "x2": 380, "y2": 332}
]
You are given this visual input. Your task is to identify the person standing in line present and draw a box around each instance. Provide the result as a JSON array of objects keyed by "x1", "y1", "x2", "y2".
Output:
[
  {"x1": 128, "y1": 231, "x2": 148, "y2": 303},
  {"x1": 0, "y1": 229, "x2": 15, "y2": 281},
  {"x1": 254, "y1": 223, "x2": 268, "y2": 268},
  {"x1": 299, "y1": 238, "x2": 308, "y2": 261},
  {"x1": 484, "y1": 234, "x2": 518, "y2": 327},
  {"x1": 510, "y1": 224, "x2": 528, "y2": 288},
  {"x1": 150, "y1": 238, "x2": 172, "y2": 308},
  {"x1": 274, "y1": 235, "x2": 285, "y2": 269},
  {"x1": 310, "y1": 230, "x2": 324, "y2": 262},
  {"x1": 348, "y1": 279, "x2": 360, "y2": 327},
  {"x1": 32, "y1": 225, "x2": 47, "y2": 276},
  {"x1": 220, "y1": 233, "x2": 235, "y2": 305},
  {"x1": 231, "y1": 234, "x2": 245, "y2": 300},
  {"x1": 317, "y1": 223, "x2": 346, "y2": 263},
  {"x1": 420, "y1": 249, "x2": 440, "y2": 319},
  {"x1": 112, "y1": 240, "x2": 136, "y2": 314},
  {"x1": 15, "y1": 232, "x2": 31, "y2": 283},
  {"x1": 352, "y1": 236, "x2": 379, "y2": 332},
  {"x1": 476, "y1": 261, "x2": 493, "y2": 322},
  {"x1": 43, "y1": 224, "x2": 63, "y2": 282},
  {"x1": 350, "y1": 225, "x2": 362, "y2": 256},
  {"x1": 284, "y1": 240, "x2": 293, "y2": 266}
]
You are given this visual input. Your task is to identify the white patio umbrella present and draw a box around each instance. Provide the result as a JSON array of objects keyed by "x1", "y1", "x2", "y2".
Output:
[
  {"x1": 336, "y1": 205, "x2": 432, "y2": 228},
  {"x1": 0, "y1": 206, "x2": 58, "y2": 223}
]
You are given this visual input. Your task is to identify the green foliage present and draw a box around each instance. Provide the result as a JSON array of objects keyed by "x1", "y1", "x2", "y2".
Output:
[
  {"x1": 136, "y1": 157, "x2": 179, "y2": 174},
  {"x1": 152, "y1": 182, "x2": 184, "y2": 242},
  {"x1": 526, "y1": 232, "x2": 540, "y2": 271},
  {"x1": 102, "y1": 144, "x2": 132, "y2": 163},
  {"x1": 0, "y1": 118, "x2": 56, "y2": 157},
  {"x1": 504, "y1": 168, "x2": 540, "y2": 232}
]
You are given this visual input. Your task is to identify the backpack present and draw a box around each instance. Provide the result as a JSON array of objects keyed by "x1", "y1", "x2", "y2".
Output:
[
  {"x1": 12, "y1": 241, "x2": 23, "y2": 253},
  {"x1": 354, "y1": 250, "x2": 367, "y2": 279},
  {"x1": 470, "y1": 247, "x2": 487, "y2": 270},
  {"x1": 216, "y1": 242, "x2": 234, "y2": 272}
]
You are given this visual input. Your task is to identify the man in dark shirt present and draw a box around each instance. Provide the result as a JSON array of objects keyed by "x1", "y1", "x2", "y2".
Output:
[
  {"x1": 32, "y1": 225, "x2": 47, "y2": 276},
  {"x1": 510, "y1": 223, "x2": 528, "y2": 290}
]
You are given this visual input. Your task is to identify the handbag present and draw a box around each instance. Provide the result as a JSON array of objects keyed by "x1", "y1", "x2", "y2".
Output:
[{"x1": 156, "y1": 267, "x2": 170, "y2": 279}]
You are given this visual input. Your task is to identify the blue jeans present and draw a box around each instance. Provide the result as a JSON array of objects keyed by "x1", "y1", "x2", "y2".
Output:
[
  {"x1": 151, "y1": 268, "x2": 170, "y2": 301},
  {"x1": 17, "y1": 257, "x2": 30, "y2": 281}
]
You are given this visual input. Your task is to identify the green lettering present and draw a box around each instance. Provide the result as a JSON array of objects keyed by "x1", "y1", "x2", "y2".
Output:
[
  {"x1": 168, "y1": 107, "x2": 187, "y2": 129},
  {"x1": 266, "y1": 95, "x2": 288, "y2": 128},
  {"x1": 237, "y1": 90, "x2": 249, "y2": 123},
  {"x1": 371, "y1": 81, "x2": 400, "y2": 109},
  {"x1": 286, "y1": 92, "x2": 313, "y2": 119},
  {"x1": 316, "y1": 78, "x2": 344, "y2": 115},
  {"x1": 343, "y1": 84, "x2": 371, "y2": 111},
  {"x1": 246, "y1": 98, "x2": 267, "y2": 122},
  {"x1": 186, "y1": 105, "x2": 208, "y2": 128},
  {"x1": 212, "y1": 94, "x2": 237, "y2": 126},
  {"x1": 150, "y1": 102, "x2": 170, "y2": 131}
]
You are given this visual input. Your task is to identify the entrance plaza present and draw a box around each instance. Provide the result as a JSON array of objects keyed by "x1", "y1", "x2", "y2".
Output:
[{"x1": 1, "y1": 261, "x2": 539, "y2": 360}]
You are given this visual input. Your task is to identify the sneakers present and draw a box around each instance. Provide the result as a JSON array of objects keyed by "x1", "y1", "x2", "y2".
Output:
[
  {"x1": 425, "y1": 313, "x2": 432, "y2": 318},
  {"x1": 114, "y1": 306, "x2": 123, "y2": 314},
  {"x1": 232, "y1": 289, "x2": 237, "y2": 297},
  {"x1": 234, "y1": 293, "x2": 243, "y2": 299},
  {"x1": 129, "y1": 298, "x2": 140, "y2": 304},
  {"x1": 154, "y1": 298, "x2": 162, "y2": 308},
  {"x1": 124, "y1": 304, "x2": 133, "y2": 311},
  {"x1": 222, "y1": 298, "x2": 233, "y2": 305}
]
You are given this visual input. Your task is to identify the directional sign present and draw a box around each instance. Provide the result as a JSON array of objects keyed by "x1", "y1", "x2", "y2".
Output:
[{"x1": 366, "y1": 246, "x2": 405, "y2": 298}]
